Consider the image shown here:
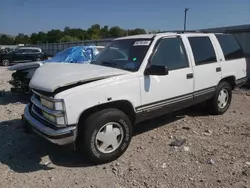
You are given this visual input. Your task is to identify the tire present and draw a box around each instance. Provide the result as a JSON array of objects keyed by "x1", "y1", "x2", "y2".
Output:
[
  {"x1": 2, "y1": 59, "x2": 10, "y2": 66},
  {"x1": 77, "y1": 108, "x2": 133, "y2": 164},
  {"x1": 208, "y1": 81, "x2": 232, "y2": 115}
]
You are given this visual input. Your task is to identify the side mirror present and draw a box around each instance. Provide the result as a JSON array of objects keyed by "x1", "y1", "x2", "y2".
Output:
[{"x1": 144, "y1": 65, "x2": 169, "y2": 76}]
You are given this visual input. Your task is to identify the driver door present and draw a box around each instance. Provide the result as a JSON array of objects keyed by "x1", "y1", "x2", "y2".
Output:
[{"x1": 137, "y1": 36, "x2": 194, "y2": 118}]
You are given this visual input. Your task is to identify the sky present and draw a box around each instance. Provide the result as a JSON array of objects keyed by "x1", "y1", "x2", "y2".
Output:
[{"x1": 0, "y1": 0, "x2": 249, "y2": 35}]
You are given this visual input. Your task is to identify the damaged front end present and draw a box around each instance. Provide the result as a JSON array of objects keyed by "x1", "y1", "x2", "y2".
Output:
[{"x1": 9, "y1": 69, "x2": 36, "y2": 94}]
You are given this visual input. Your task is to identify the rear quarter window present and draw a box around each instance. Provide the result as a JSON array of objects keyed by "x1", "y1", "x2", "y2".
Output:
[{"x1": 215, "y1": 34, "x2": 244, "y2": 61}]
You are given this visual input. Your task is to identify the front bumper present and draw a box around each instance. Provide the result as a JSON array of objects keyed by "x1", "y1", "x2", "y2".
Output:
[{"x1": 23, "y1": 104, "x2": 76, "y2": 145}]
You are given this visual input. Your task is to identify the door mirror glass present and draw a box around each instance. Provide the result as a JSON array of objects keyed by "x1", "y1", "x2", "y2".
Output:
[{"x1": 144, "y1": 65, "x2": 169, "y2": 75}]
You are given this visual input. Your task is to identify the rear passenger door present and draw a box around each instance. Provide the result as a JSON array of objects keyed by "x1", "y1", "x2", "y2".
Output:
[{"x1": 187, "y1": 36, "x2": 222, "y2": 101}]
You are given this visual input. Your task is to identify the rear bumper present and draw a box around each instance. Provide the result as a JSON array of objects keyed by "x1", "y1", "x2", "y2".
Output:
[{"x1": 23, "y1": 104, "x2": 77, "y2": 145}]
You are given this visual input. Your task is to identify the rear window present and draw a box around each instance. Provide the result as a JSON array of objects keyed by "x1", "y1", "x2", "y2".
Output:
[{"x1": 215, "y1": 34, "x2": 244, "y2": 61}]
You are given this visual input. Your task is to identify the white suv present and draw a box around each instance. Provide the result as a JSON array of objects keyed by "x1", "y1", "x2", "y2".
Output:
[{"x1": 23, "y1": 32, "x2": 247, "y2": 164}]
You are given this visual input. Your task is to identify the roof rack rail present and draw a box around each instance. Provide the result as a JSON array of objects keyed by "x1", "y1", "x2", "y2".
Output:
[{"x1": 156, "y1": 30, "x2": 209, "y2": 34}]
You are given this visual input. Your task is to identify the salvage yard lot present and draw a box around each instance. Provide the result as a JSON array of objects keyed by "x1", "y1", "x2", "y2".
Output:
[{"x1": 0, "y1": 67, "x2": 250, "y2": 188}]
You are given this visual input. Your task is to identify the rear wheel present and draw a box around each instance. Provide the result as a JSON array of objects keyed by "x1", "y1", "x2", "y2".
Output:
[
  {"x1": 77, "y1": 108, "x2": 133, "y2": 164},
  {"x1": 2, "y1": 59, "x2": 10, "y2": 66},
  {"x1": 208, "y1": 81, "x2": 232, "y2": 115}
]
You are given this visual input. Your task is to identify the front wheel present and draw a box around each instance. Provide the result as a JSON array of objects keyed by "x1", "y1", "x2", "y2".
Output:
[
  {"x1": 208, "y1": 81, "x2": 232, "y2": 115},
  {"x1": 77, "y1": 108, "x2": 133, "y2": 164}
]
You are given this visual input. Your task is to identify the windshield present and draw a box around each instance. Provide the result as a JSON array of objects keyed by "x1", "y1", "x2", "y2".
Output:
[{"x1": 91, "y1": 38, "x2": 152, "y2": 72}]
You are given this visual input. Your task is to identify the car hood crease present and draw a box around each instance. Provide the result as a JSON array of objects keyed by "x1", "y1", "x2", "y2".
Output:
[{"x1": 29, "y1": 63, "x2": 130, "y2": 93}]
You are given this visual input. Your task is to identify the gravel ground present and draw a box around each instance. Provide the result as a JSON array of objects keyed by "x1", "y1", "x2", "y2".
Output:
[{"x1": 0, "y1": 67, "x2": 250, "y2": 188}]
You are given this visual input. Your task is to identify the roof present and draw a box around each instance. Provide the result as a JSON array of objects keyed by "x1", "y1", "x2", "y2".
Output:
[
  {"x1": 115, "y1": 32, "x2": 219, "y2": 40},
  {"x1": 19, "y1": 46, "x2": 42, "y2": 50}
]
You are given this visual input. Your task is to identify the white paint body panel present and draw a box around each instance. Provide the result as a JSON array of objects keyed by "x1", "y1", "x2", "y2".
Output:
[
  {"x1": 30, "y1": 63, "x2": 130, "y2": 92},
  {"x1": 139, "y1": 67, "x2": 194, "y2": 107},
  {"x1": 29, "y1": 32, "x2": 247, "y2": 127},
  {"x1": 55, "y1": 73, "x2": 141, "y2": 125}
]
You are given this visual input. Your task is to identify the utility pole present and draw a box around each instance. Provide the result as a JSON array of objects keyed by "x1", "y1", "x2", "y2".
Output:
[{"x1": 184, "y1": 8, "x2": 189, "y2": 31}]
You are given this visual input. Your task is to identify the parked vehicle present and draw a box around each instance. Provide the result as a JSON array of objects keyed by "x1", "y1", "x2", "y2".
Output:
[
  {"x1": 1, "y1": 47, "x2": 45, "y2": 66},
  {"x1": 23, "y1": 32, "x2": 247, "y2": 164},
  {"x1": 8, "y1": 46, "x2": 105, "y2": 94}
]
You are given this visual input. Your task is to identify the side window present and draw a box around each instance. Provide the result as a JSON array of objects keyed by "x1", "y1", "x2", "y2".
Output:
[
  {"x1": 31, "y1": 49, "x2": 39, "y2": 53},
  {"x1": 15, "y1": 49, "x2": 24, "y2": 53},
  {"x1": 24, "y1": 49, "x2": 32, "y2": 53},
  {"x1": 150, "y1": 38, "x2": 189, "y2": 70},
  {"x1": 215, "y1": 34, "x2": 244, "y2": 60},
  {"x1": 188, "y1": 36, "x2": 217, "y2": 65}
]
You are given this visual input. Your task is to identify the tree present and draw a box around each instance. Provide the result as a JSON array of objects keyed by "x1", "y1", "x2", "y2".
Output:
[
  {"x1": 36, "y1": 32, "x2": 47, "y2": 43},
  {"x1": 14, "y1": 33, "x2": 30, "y2": 44},
  {"x1": 60, "y1": 35, "x2": 80, "y2": 42},
  {"x1": 87, "y1": 24, "x2": 101, "y2": 39},
  {"x1": 46, "y1": 29, "x2": 63, "y2": 43},
  {"x1": 0, "y1": 35, "x2": 14, "y2": 45},
  {"x1": 1, "y1": 25, "x2": 151, "y2": 44},
  {"x1": 129, "y1": 28, "x2": 146, "y2": 35},
  {"x1": 100, "y1": 25, "x2": 109, "y2": 38},
  {"x1": 109, "y1": 26, "x2": 124, "y2": 38}
]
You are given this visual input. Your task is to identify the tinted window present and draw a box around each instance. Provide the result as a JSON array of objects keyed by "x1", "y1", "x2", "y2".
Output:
[
  {"x1": 24, "y1": 49, "x2": 32, "y2": 53},
  {"x1": 150, "y1": 38, "x2": 189, "y2": 70},
  {"x1": 15, "y1": 49, "x2": 25, "y2": 53},
  {"x1": 189, "y1": 37, "x2": 217, "y2": 65},
  {"x1": 216, "y1": 34, "x2": 244, "y2": 60},
  {"x1": 31, "y1": 49, "x2": 40, "y2": 53}
]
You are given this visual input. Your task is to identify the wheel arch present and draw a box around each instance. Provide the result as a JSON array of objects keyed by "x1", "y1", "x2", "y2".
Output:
[
  {"x1": 76, "y1": 100, "x2": 136, "y2": 134},
  {"x1": 219, "y1": 76, "x2": 236, "y2": 89}
]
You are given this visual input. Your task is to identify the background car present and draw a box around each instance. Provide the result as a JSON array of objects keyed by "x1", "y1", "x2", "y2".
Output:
[
  {"x1": 1, "y1": 47, "x2": 45, "y2": 66},
  {"x1": 8, "y1": 45, "x2": 105, "y2": 94}
]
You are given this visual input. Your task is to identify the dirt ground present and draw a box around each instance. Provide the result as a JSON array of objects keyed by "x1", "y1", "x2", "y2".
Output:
[{"x1": 0, "y1": 67, "x2": 250, "y2": 188}]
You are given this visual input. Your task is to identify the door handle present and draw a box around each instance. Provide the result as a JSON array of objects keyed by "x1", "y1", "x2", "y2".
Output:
[
  {"x1": 216, "y1": 67, "x2": 221, "y2": 72},
  {"x1": 186, "y1": 73, "x2": 193, "y2": 79}
]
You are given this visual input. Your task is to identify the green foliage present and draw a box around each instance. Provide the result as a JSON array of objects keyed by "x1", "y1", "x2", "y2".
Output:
[
  {"x1": 60, "y1": 35, "x2": 80, "y2": 42},
  {"x1": 0, "y1": 35, "x2": 15, "y2": 45},
  {"x1": 0, "y1": 24, "x2": 153, "y2": 45},
  {"x1": 14, "y1": 33, "x2": 30, "y2": 44}
]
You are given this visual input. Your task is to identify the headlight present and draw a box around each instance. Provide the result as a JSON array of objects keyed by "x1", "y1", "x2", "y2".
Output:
[
  {"x1": 39, "y1": 97, "x2": 66, "y2": 126},
  {"x1": 41, "y1": 98, "x2": 54, "y2": 109},
  {"x1": 42, "y1": 111, "x2": 56, "y2": 123},
  {"x1": 41, "y1": 98, "x2": 64, "y2": 111},
  {"x1": 42, "y1": 111, "x2": 66, "y2": 126}
]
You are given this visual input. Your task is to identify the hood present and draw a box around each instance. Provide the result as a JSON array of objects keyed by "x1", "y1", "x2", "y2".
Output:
[
  {"x1": 29, "y1": 62, "x2": 130, "y2": 93},
  {"x1": 8, "y1": 61, "x2": 42, "y2": 71}
]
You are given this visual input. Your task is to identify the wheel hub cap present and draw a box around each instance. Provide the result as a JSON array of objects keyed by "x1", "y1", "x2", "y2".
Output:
[
  {"x1": 218, "y1": 89, "x2": 229, "y2": 109},
  {"x1": 95, "y1": 122, "x2": 124, "y2": 153}
]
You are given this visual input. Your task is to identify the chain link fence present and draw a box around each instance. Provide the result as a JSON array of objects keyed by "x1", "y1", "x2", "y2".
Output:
[{"x1": 27, "y1": 38, "x2": 114, "y2": 56}]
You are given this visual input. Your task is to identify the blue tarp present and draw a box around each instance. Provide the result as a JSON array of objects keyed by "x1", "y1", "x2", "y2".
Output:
[{"x1": 42, "y1": 46, "x2": 101, "y2": 64}]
